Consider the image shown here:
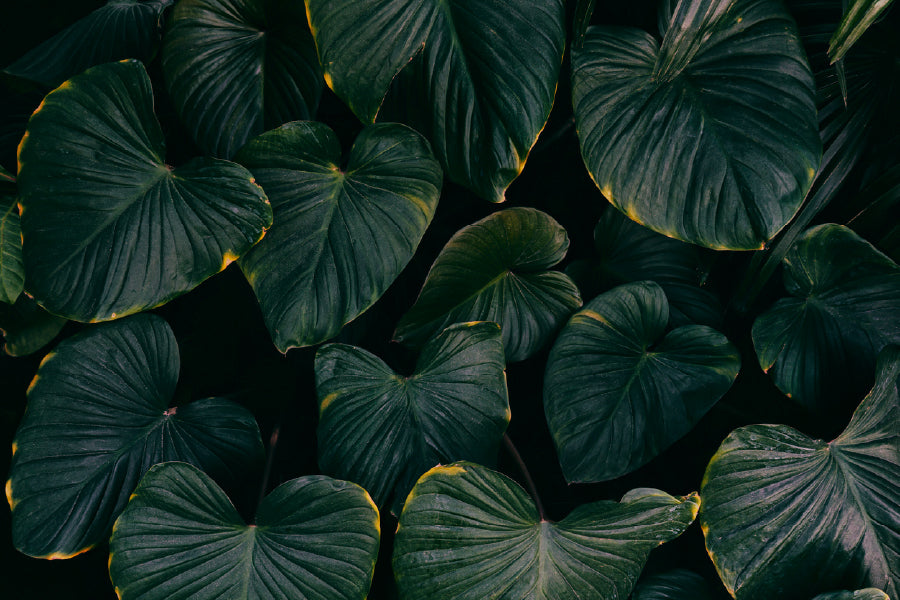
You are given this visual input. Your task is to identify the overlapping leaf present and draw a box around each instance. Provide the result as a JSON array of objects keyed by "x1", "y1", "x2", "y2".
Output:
[
  {"x1": 545, "y1": 281, "x2": 740, "y2": 483},
  {"x1": 17, "y1": 60, "x2": 272, "y2": 322},
  {"x1": 632, "y1": 569, "x2": 714, "y2": 600},
  {"x1": 814, "y1": 591, "x2": 892, "y2": 600},
  {"x1": 6, "y1": 314, "x2": 263, "y2": 558},
  {"x1": 4, "y1": 0, "x2": 173, "y2": 88},
  {"x1": 108, "y1": 462, "x2": 380, "y2": 600},
  {"x1": 162, "y1": 0, "x2": 322, "y2": 158},
  {"x1": 395, "y1": 207, "x2": 582, "y2": 362},
  {"x1": 306, "y1": 0, "x2": 566, "y2": 202},
  {"x1": 236, "y1": 121, "x2": 441, "y2": 351},
  {"x1": 0, "y1": 295, "x2": 66, "y2": 357},
  {"x1": 753, "y1": 224, "x2": 900, "y2": 410},
  {"x1": 315, "y1": 322, "x2": 508, "y2": 514},
  {"x1": 572, "y1": 0, "x2": 821, "y2": 249},
  {"x1": 393, "y1": 462, "x2": 699, "y2": 599},
  {"x1": 700, "y1": 346, "x2": 900, "y2": 599},
  {"x1": 0, "y1": 191, "x2": 23, "y2": 304}
]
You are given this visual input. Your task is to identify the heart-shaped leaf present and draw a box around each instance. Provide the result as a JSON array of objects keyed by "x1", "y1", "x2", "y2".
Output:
[
  {"x1": 108, "y1": 462, "x2": 380, "y2": 600},
  {"x1": 6, "y1": 314, "x2": 263, "y2": 558},
  {"x1": 632, "y1": 569, "x2": 714, "y2": 600},
  {"x1": 0, "y1": 295, "x2": 66, "y2": 357},
  {"x1": 162, "y1": 0, "x2": 322, "y2": 158},
  {"x1": 752, "y1": 224, "x2": 900, "y2": 411},
  {"x1": 700, "y1": 346, "x2": 900, "y2": 599},
  {"x1": 4, "y1": 0, "x2": 173, "y2": 88},
  {"x1": 306, "y1": 0, "x2": 566, "y2": 202},
  {"x1": 394, "y1": 207, "x2": 582, "y2": 362},
  {"x1": 316, "y1": 321, "x2": 508, "y2": 514},
  {"x1": 814, "y1": 591, "x2": 892, "y2": 600},
  {"x1": 393, "y1": 462, "x2": 699, "y2": 599},
  {"x1": 572, "y1": 0, "x2": 821, "y2": 250},
  {"x1": 235, "y1": 121, "x2": 441, "y2": 351},
  {"x1": 545, "y1": 281, "x2": 740, "y2": 483},
  {"x1": 0, "y1": 194, "x2": 23, "y2": 304},
  {"x1": 829, "y1": 0, "x2": 896, "y2": 62},
  {"x1": 17, "y1": 60, "x2": 272, "y2": 322}
]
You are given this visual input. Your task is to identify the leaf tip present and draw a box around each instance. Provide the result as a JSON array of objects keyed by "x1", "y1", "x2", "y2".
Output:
[{"x1": 323, "y1": 71, "x2": 334, "y2": 92}]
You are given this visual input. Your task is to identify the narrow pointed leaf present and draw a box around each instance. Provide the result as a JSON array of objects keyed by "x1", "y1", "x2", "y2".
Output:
[
  {"x1": 6, "y1": 314, "x2": 263, "y2": 558},
  {"x1": 109, "y1": 462, "x2": 380, "y2": 600},
  {"x1": 572, "y1": 0, "x2": 821, "y2": 250},
  {"x1": 17, "y1": 60, "x2": 272, "y2": 322},
  {"x1": 752, "y1": 224, "x2": 900, "y2": 410},
  {"x1": 545, "y1": 281, "x2": 740, "y2": 483},
  {"x1": 4, "y1": 0, "x2": 173, "y2": 88},
  {"x1": 0, "y1": 195, "x2": 23, "y2": 303},
  {"x1": 0, "y1": 295, "x2": 66, "y2": 357},
  {"x1": 316, "y1": 322, "x2": 509, "y2": 514},
  {"x1": 236, "y1": 121, "x2": 441, "y2": 351},
  {"x1": 394, "y1": 207, "x2": 582, "y2": 362},
  {"x1": 829, "y1": 0, "x2": 896, "y2": 62},
  {"x1": 700, "y1": 346, "x2": 900, "y2": 599},
  {"x1": 162, "y1": 0, "x2": 322, "y2": 158},
  {"x1": 393, "y1": 462, "x2": 700, "y2": 599}
]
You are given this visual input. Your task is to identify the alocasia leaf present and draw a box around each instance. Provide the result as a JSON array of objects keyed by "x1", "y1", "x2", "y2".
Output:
[
  {"x1": 813, "y1": 591, "x2": 892, "y2": 600},
  {"x1": 315, "y1": 321, "x2": 508, "y2": 514},
  {"x1": 108, "y1": 462, "x2": 380, "y2": 600},
  {"x1": 6, "y1": 314, "x2": 263, "y2": 558},
  {"x1": 0, "y1": 295, "x2": 66, "y2": 357},
  {"x1": 700, "y1": 346, "x2": 900, "y2": 599},
  {"x1": 632, "y1": 569, "x2": 714, "y2": 600},
  {"x1": 235, "y1": 121, "x2": 441, "y2": 351},
  {"x1": 572, "y1": 0, "x2": 821, "y2": 250},
  {"x1": 16, "y1": 60, "x2": 272, "y2": 322},
  {"x1": 393, "y1": 462, "x2": 699, "y2": 599}
]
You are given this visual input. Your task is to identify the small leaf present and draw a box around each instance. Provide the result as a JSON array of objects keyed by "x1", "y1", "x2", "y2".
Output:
[
  {"x1": 236, "y1": 121, "x2": 441, "y2": 351},
  {"x1": 0, "y1": 295, "x2": 66, "y2": 357},
  {"x1": 0, "y1": 195, "x2": 23, "y2": 304},
  {"x1": 632, "y1": 569, "x2": 714, "y2": 600},
  {"x1": 393, "y1": 462, "x2": 699, "y2": 600},
  {"x1": 109, "y1": 462, "x2": 380, "y2": 600},
  {"x1": 316, "y1": 322, "x2": 509, "y2": 514},
  {"x1": 813, "y1": 590, "x2": 892, "y2": 600},
  {"x1": 545, "y1": 281, "x2": 740, "y2": 483},
  {"x1": 6, "y1": 314, "x2": 263, "y2": 558},
  {"x1": 395, "y1": 207, "x2": 582, "y2": 362},
  {"x1": 700, "y1": 346, "x2": 900, "y2": 599},
  {"x1": 829, "y1": 0, "x2": 896, "y2": 62}
]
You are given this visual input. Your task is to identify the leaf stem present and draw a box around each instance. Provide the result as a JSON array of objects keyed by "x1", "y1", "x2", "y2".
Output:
[
  {"x1": 503, "y1": 433, "x2": 547, "y2": 521},
  {"x1": 256, "y1": 423, "x2": 281, "y2": 514}
]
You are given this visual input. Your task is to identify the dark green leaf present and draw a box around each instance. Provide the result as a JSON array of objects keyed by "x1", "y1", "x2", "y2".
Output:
[
  {"x1": 0, "y1": 195, "x2": 23, "y2": 304},
  {"x1": 162, "y1": 0, "x2": 322, "y2": 158},
  {"x1": 6, "y1": 314, "x2": 263, "y2": 558},
  {"x1": 0, "y1": 294, "x2": 66, "y2": 357},
  {"x1": 393, "y1": 462, "x2": 699, "y2": 599},
  {"x1": 4, "y1": 0, "x2": 173, "y2": 88},
  {"x1": 632, "y1": 569, "x2": 714, "y2": 600},
  {"x1": 17, "y1": 60, "x2": 272, "y2": 322},
  {"x1": 829, "y1": 0, "x2": 896, "y2": 62},
  {"x1": 545, "y1": 281, "x2": 740, "y2": 483},
  {"x1": 236, "y1": 121, "x2": 441, "y2": 351},
  {"x1": 316, "y1": 322, "x2": 509, "y2": 514},
  {"x1": 307, "y1": 0, "x2": 566, "y2": 202},
  {"x1": 395, "y1": 207, "x2": 582, "y2": 362},
  {"x1": 813, "y1": 590, "x2": 892, "y2": 600},
  {"x1": 572, "y1": 0, "x2": 821, "y2": 250},
  {"x1": 752, "y1": 224, "x2": 900, "y2": 410},
  {"x1": 700, "y1": 346, "x2": 900, "y2": 599},
  {"x1": 108, "y1": 462, "x2": 380, "y2": 600}
]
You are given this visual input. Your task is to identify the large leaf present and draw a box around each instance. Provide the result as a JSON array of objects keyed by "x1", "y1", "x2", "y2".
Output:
[
  {"x1": 0, "y1": 295, "x2": 66, "y2": 357},
  {"x1": 315, "y1": 322, "x2": 508, "y2": 514},
  {"x1": 829, "y1": 0, "x2": 896, "y2": 62},
  {"x1": 544, "y1": 281, "x2": 740, "y2": 483},
  {"x1": 813, "y1": 591, "x2": 892, "y2": 600},
  {"x1": 0, "y1": 194, "x2": 23, "y2": 304},
  {"x1": 393, "y1": 462, "x2": 700, "y2": 599},
  {"x1": 6, "y1": 314, "x2": 263, "y2": 558},
  {"x1": 394, "y1": 207, "x2": 582, "y2": 362},
  {"x1": 17, "y1": 60, "x2": 272, "y2": 322},
  {"x1": 572, "y1": 0, "x2": 821, "y2": 250},
  {"x1": 3, "y1": 0, "x2": 173, "y2": 88},
  {"x1": 700, "y1": 346, "x2": 900, "y2": 600},
  {"x1": 752, "y1": 224, "x2": 900, "y2": 410},
  {"x1": 306, "y1": 0, "x2": 566, "y2": 202},
  {"x1": 108, "y1": 462, "x2": 380, "y2": 600},
  {"x1": 162, "y1": 0, "x2": 322, "y2": 158},
  {"x1": 235, "y1": 121, "x2": 441, "y2": 351},
  {"x1": 632, "y1": 569, "x2": 714, "y2": 600}
]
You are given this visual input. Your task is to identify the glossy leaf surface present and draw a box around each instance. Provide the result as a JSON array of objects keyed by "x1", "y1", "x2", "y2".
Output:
[
  {"x1": 316, "y1": 322, "x2": 508, "y2": 514},
  {"x1": 162, "y1": 0, "x2": 322, "y2": 158},
  {"x1": 572, "y1": 0, "x2": 821, "y2": 249},
  {"x1": 4, "y1": 0, "x2": 173, "y2": 88},
  {"x1": 829, "y1": 0, "x2": 896, "y2": 62},
  {"x1": 236, "y1": 121, "x2": 441, "y2": 351},
  {"x1": 632, "y1": 569, "x2": 714, "y2": 600},
  {"x1": 545, "y1": 281, "x2": 740, "y2": 483},
  {"x1": 753, "y1": 224, "x2": 900, "y2": 410},
  {"x1": 109, "y1": 462, "x2": 380, "y2": 600},
  {"x1": 700, "y1": 346, "x2": 900, "y2": 599},
  {"x1": 395, "y1": 207, "x2": 582, "y2": 362},
  {"x1": 6, "y1": 314, "x2": 263, "y2": 558},
  {"x1": 17, "y1": 60, "x2": 272, "y2": 322},
  {"x1": 0, "y1": 295, "x2": 66, "y2": 357},
  {"x1": 0, "y1": 195, "x2": 23, "y2": 304},
  {"x1": 393, "y1": 462, "x2": 700, "y2": 599},
  {"x1": 307, "y1": 0, "x2": 566, "y2": 202}
]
